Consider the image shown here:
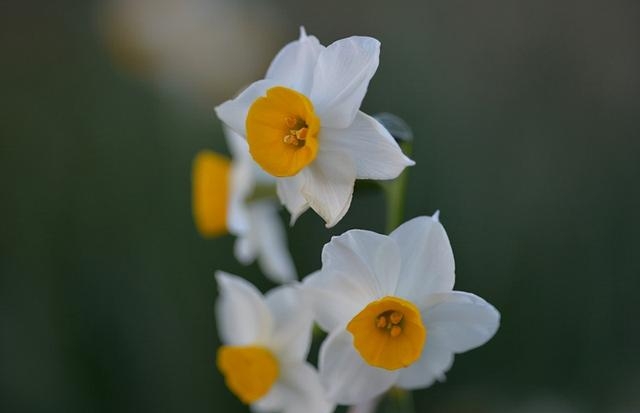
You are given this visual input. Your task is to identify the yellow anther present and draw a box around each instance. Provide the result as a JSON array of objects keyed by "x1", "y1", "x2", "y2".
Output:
[
  {"x1": 283, "y1": 135, "x2": 299, "y2": 146},
  {"x1": 296, "y1": 127, "x2": 308, "y2": 140},
  {"x1": 389, "y1": 311, "x2": 403, "y2": 325},
  {"x1": 285, "y1": 116, "x2": 298, "y2": 129},
  {"x1": 283, "y1": 125, "x2": 308, "y2": 147},
  {"x1": 390, "y1": 325, "x2": 402, "y2": 337},
  {"x1": 376, "y1": 316, "x2": 388, "y2": 329}
]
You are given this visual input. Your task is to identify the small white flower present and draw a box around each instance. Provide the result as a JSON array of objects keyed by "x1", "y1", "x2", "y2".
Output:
[
  {"x1": 192, "y1": 128, "x2": 296, "y2": 283},
  {"x1": 215, "y1": 272, "x2": 333, "y2": 413},
  {"x1": 303, "y1": 214, "x2": 500, "y2": 405},
  {"x1": 215, "y1": 27, "x2": 414, "y2": 227}
]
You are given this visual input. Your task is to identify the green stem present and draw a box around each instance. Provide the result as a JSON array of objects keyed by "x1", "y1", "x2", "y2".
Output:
[
  {"x1": 377, "y1": 388, "x2": 416, "y2": 413},
  {"x1": 246, "y1": 183, "x2": 278, "y2": 203},
  {"x1": 383, "y1": 142, "x2": 412, "y2": 233}
]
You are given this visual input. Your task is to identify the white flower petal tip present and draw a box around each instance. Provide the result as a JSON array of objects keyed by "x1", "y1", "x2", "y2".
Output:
[
  {"x1": 310, "y1": 36, "x2": 380, "y2": 129},
  {"x1": 321, "y1": 112, "x2": 414, "y2": 180},
  {"x1": 214, "y1": 271, "x2": 273, "y2": 346},
  {"x1": 302, "y1": 151, "x2": 356, "y2": 228},
  {"x1": 215, "y1": 79, "x2": 279, "y2": 135},
  {"x1": 432, "y1": 210, "x2": 441, "y2": 222},
  {"x1": 215, "y1": 275, "x2": 330, "y2": 412},
  {"x1": 304, "y1": 217, "x2": 499, "y2": 403},
  {"x1": 288, "y1": 210, "x2": 305, "y2": 227}
]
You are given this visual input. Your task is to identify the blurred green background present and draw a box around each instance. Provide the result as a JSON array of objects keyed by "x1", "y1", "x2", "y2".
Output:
[{"x1": 2, "y1": 0, "x2": 639, "y2": 412}]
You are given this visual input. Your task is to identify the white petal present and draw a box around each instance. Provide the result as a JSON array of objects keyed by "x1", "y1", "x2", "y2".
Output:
[
  {"x1": 395, "y1": 335, "x2": 454, "y2": 390},
  {"x1": 303, "y1": 230, "x2": 401, "y2": 331},
  {"x1": 302, "y1": 270, "x2": 372, "y2": 333},
  {"x1": 266, "y1": 27, "x2": 324, "y2": 95},
  {"x1": 227, "y1": 149, "x2": 254, "y2": 236},
  {"x1": 264, "y1": 285, "x2": 311, "y2": 361},
  {"x1": 252, "y1": 384, "x2": 285, "y2": 413},
  {"x1": 319, "y1": 329, "x2": 398, "y2": 405},
  {"x1": 253, "y1": 361, "x2": 334, "y2": 413},
  {"x1": 347, "y1": 396, "x2": 384, "y2": 413},
  {"x1": 310, "y1": 36, "x2": 380, "y2": 129},
  {"x1": 248, "y1": 201, "x2": 297, "y2": 283},
  {"x1": 215, "y1": 272, "x2": 272, "y2": 345},
  {"x1": 233, "y1": 234, "x2": 257, "y2": 265},
  {"x1": 322, "y1": 112, "x2": 414, "y2": 180},
  {"x1": 323, "y1": 229, "x2": 401, "y2": 297},
  {"x1": 396, "y1": 292, "x2": 499, "y2": 389},
  {"x1": 214, "y1": 79, "x2": 278, "y2": 136},
  {"x1": 391, "y1": 215, "x2": 456, "y2": 303},
  {"x1": 302, "y1": 149, "x2": 356, "y2": 228},
  {"x1": 276, "y1": 174, "x2": 309, "y2": 225},
  {"x1": 224, "y1": 125, "x2": 251, "y2": 162},
  {"x1": 422, "y1": 291, "x2": 500, "y2": 353}
]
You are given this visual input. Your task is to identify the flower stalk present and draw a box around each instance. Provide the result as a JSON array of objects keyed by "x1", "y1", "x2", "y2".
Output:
[
  {"x1": 377, "y1": 388, "x2": 415, "y2": 413},
  {"x1": 383, "y1": 140, "x2": 412, "y2": 233}
]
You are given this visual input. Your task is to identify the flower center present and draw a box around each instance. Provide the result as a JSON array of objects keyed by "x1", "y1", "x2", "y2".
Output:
[
  {"x1": 347, "y1": 296, "x2": 426, "y2": 370},
  {"x1": 246, "y1": 86, "x2": 320, "y2": 177},
  {"x1": 191, "y1": 150, "x2": 230, "y2": 237},
  {"x1": 282, "y1": 115, "x2": 309, "y2": 147},
  {"x1": 216, "y1": 345, "x2": 279, "y2": 404}
]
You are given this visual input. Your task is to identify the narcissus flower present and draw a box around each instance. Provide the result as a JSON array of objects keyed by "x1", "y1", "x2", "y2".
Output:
[
  {"x1": 303, "y1": 214, "x2": 500, "y2": 404},
  {"x1": 192, "y1": 128, "x2": 296, "y2": 283},
  {"x1": 215, "y1": 28, "x2": 414, "y2": 227},
  {"x1": 215, "y1": 272, "x2": 333, "y2": 413}
]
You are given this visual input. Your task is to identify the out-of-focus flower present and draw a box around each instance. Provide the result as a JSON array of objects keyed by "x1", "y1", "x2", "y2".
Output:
[
  {"x1": 303, "y1": 213, "x2": 500, "y2": 404},
  {"x1": 215, "y1": 272, "x2": 333, "y2": 413},
  {"x1": 192, "y1": 128, "x2": 296, "y2": 283},
  {"x1": 215, "y1": 28, "x2": 414, "y2": 227},
  {"x1": 100, "y1": 0, "x2": 286, "y2": 105},
  {"x1": 192, "y1": 149, "x2": 230, "y2": 237}
]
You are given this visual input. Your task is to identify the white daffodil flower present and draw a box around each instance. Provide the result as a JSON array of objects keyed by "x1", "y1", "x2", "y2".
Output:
[
  {"x1": 215, "y1": 27, "x2": 415, "y2": 228},
  {"x1": 192, "y1": 128, "x2": 296, "y2": 283},
  {"x1": 303, "y1": 214, "x2": 500, "y2": 405},
  {"x1": 215, "y1": 272, "x2": 334, "y2": 413}
]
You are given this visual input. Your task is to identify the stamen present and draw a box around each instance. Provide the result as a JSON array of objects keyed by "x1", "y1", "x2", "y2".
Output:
[
  {"x1": 376, "y1": 315, "x2": 388, "y2": 328},
  {"x1": 283, "y1": 134, "x2": 299, "y2": 146},
  {"x1": 296, "y1": 127, "x2": 308, "y2": 140},
  {"x1": 389, "y1": 311, "x2": 403, "y2": 325},
  {"x1": 284, "y1": 116, "x2": 298, "y2": 129},
  {"x1": 390, "y1": 325, "x2": 402, "y2": 337},
  {"x1": 282, "y1": 118, "x2": 309, "y2": 147}
]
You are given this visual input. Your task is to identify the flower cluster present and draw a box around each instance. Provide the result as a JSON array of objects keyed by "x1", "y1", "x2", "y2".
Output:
[{"x1": 193, "y1": 28, "x2": 500, "y2": 412}]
